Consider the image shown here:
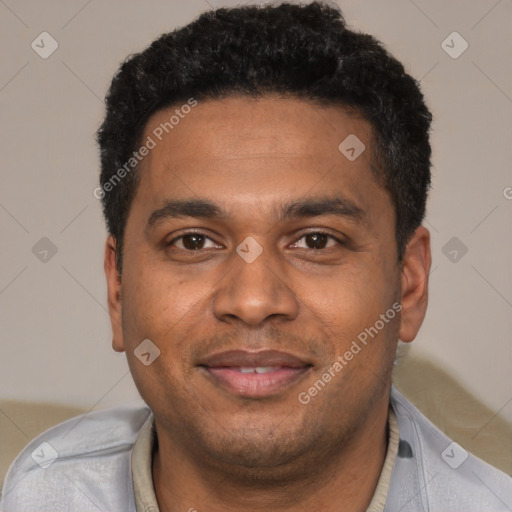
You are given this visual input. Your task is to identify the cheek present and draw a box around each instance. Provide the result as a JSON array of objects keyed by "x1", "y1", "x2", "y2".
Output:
[
  {"x1": 120, "y1": 268, "x2": 195, "y2": 405},
  {"x1": 121, "y1": 261, "x2": 206, "y2": 342},
  {"x1": 119, "y1": 261, "x2": 215, "y2": 400},
  {"x1": 302, "y1": 262, "x2": 397, "y2": 349}
]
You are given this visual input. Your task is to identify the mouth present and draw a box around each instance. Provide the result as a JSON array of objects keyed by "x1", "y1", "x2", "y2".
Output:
[{"x1": 197, "y1": 349, "x2": 313, "y2": 398}]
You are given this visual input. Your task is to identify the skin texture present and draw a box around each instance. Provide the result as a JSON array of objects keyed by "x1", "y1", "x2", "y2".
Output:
[{"x1": 104, "y1": 96, "x2": 431, "y2": 512}]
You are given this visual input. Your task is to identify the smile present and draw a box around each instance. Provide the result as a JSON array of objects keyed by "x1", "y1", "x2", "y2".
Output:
[{"x1": 198, "y1": 350, "x2": 313, "y2": 398}]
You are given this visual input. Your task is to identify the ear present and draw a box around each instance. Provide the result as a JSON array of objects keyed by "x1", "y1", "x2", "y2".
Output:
[
  {"x1": 104, "y1": 236, "x2": 125, "y2": 352},
  {"x1": 398, "y1": 226, "x2": 431, "y2": 343}
]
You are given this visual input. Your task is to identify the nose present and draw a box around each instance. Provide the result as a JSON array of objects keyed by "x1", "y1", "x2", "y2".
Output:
[{"x1": 212, "y1": 242, "x2": 300, "y2": 326}]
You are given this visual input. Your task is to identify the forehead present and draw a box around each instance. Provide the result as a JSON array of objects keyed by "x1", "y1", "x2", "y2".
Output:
[
  {"x1": 128, "y1": 96, "x2": 391, "y2": 230},
  {"x1": 143, "y1": 95, "x2": 373, "y2": 163}
]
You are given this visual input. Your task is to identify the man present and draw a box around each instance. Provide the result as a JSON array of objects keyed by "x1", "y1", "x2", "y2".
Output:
[{"x1": 1, "y1": 2, "x2": 511, "y2": 511}]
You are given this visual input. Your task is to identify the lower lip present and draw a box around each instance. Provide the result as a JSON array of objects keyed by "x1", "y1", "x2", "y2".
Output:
[{"x1": 202, "y1": 367, "x2": 310, "y2": 398}]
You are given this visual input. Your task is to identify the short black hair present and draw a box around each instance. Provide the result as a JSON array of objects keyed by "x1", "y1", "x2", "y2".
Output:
[{"x1": 96, "y1": 1, "x2": 432, "y2": 273}]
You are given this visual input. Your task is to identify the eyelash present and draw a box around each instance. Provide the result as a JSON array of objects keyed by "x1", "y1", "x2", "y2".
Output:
[{"x1": 166, "y1": 230, "x2": 346, "y2": 252}]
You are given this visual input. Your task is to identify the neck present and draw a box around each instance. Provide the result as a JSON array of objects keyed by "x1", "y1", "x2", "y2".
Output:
[{"x1": 152, "y1": 399, "x2": 390, "y2": 512}]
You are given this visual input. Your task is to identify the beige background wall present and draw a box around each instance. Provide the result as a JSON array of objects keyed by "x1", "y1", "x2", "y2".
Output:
[{"x1": 1, "y1": 0, "x2": 511, "y2": 427}]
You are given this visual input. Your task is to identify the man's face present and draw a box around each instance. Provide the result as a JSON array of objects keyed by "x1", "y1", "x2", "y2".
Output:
[{"x1": 106, "y1": 96, "x2": 419, "y2": 472}]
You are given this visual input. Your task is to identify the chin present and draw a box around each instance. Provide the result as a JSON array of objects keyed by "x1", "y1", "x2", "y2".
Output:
[{"x1": 192, "y1": 419, "x2": 327, "y2": 477}]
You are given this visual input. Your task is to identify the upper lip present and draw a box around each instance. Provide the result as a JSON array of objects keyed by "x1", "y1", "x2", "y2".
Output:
[{"x1": 198, "y1": 350, "x2": 311, "y2": 368}]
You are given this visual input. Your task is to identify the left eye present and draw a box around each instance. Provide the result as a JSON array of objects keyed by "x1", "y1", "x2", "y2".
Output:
[{"x1": 291, "y1": 232, "x2": 341, "y2": 250}]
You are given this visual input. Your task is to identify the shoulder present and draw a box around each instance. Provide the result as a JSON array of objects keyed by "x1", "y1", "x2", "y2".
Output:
[
  {"x1": 389, "y1": 387, "x2": 512, "y2": 511},
  {"x1": 0, "y1": 403, "x2": 151, "y2": 512}
]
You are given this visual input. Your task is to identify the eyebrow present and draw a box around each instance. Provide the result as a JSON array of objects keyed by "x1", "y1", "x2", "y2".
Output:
[{"x1": 145, "y1": 196, "x2": 366, "y2": 232}]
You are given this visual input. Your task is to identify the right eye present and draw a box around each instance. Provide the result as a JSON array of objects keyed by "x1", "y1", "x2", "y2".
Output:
[{"x1": 167, "y1": 233, "x2": 221, "y2": 251}]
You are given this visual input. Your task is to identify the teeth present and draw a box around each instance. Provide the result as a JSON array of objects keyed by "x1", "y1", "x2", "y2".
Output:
[{"x1": 239, "y1": 367, "x2": 278, "y2": 374}]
